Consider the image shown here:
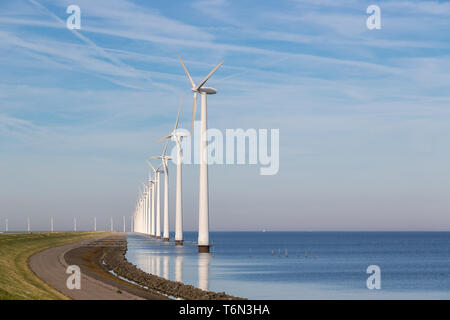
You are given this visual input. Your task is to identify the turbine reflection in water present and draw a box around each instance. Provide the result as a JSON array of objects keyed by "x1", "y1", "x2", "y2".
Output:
[
  {"x1": 156, "y1": 256, "x2": 161, "y2": 277},
  {"x1": 163, "y1": 256, "x2": 169, "y2": 280},
  {"x1": 198, "y1": 253, "x2": 211, "y2": 291},
  {"x1": 175, "y1": 255, "x2": 183, "y2": 282}
]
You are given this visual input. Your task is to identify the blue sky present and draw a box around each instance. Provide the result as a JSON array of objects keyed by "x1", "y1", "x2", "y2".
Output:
[{"x1": 1, "y1": 0, "x2": 450, "y2": 231}]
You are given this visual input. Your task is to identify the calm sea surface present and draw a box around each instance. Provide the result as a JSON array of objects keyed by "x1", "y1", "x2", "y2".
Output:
[{"x1": 125, "y1": 232, "x2": 450, "y2": 299}]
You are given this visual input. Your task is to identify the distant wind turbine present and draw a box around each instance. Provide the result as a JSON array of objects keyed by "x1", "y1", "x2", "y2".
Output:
[
  {"x1": 152, "y1": 141, "x2": 172, "y2": 242},
  {"x1": 146, "y1": 160, "x2": 160, "y2": 238},
  {"x1": 157, "y1": 96, "x2": 188, "y2": 245},
  {"x1": 141, "y1": 182, "x2": 148, "y2": 235},
  {"x1": 147, "y1": 160, "x2": 162, "y2": 239},
  {"x1": 179, "y1": 55, "x2": 224, "y2": 252}
]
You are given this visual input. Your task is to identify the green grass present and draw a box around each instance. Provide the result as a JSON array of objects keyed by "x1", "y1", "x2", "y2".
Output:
[{"x1": 0, "y1": 232, "x2": 108, "y2": 300}]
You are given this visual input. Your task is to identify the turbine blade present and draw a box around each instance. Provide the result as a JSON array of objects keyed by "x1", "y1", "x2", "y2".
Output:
[
  {"x1": 191, "y1": 92, "x2": 197, "y2": 143},
  {"x1": 174, "y1": 94, "x2": 183, "y2": 132},
  {"x1": 195, "y1": 60, "x2": 224, "y2": 90},
  {"x1": 162, "y1": 159, "x2": 168, "y2": 174},
  {"x1": 156, "y1": 135, "x2": 172, "y2": 143},
  {"x1": 162, "y1": 140, "x2": 169, "y2": 156},
  {"x1": 179, "y1": 55, "x2": 195, "y2": 88},
  {"x1": 176, "y1": 137, "x2": 184, "y2": 165},
  {"x1": 146, "y1": 159, "x2": 156, "y2": 172}
]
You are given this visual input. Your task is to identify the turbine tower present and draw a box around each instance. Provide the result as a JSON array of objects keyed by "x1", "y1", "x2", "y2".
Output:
[
  {"x1": 147, "y1": 160, "x2": 162, "y2": 239},
  {"x1": 146, "y1": 160, "x2": 160, "y2": 238},
  {"x1": 149, "y1": 179, "x2": 155, "y2": 236},
  {"x1": 141, "y1": 182, "x2": 148, "y2": 235},
  {"x1": 157, "y1": 96, "x2": 188, "y2": 245},
  {"x1": 145, "y1": 170, "x2": 153, "y2": 236},
  {"x1": 179, "y1": 55, "x2": 224, "y2": 252},
  {"x1": 152, "y1": 142, "x2": 172, "y2": 242},
  {"x1": 51, "y1": 217, "x2": 54, "y2": 232}
]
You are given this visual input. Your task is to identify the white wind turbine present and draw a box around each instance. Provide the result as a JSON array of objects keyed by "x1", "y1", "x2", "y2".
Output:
[
  {"x1": 179, "y1": 55, "x2": 224, "y2": 252},
  {"x1": 146, "y1": 160, "x2": 159, "y2": 237},
  {"x1": 141, "y1": 182, "x2": 148, "y2": 235},
  {"x1": 147, "y1": 160, "x2": 162, "y2": 239},
  {"x1": 145, "y1": 168, "x2": 155, "y2": 236},
  {"x1": 149, "y1": 179, "x2": 155, "y2": 236},
  {"x1": 157, "y1": 96, "x2": 188, "y2": 245},
  {"x1": 152, "y1": 141, "x2": 172, "y2": 242},
  {"x1": 137, "y1": 187, "x2": 144, "y2": 233}
]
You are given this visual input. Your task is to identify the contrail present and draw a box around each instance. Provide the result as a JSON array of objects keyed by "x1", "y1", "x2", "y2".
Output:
[{"x1": 26, "y1": 0, "x2": 173, "y2": 92}]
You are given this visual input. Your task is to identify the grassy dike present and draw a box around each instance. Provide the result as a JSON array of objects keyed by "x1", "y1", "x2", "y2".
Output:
[{"x1": 0, "y1": 232, "x2": 108, "y2": 300}]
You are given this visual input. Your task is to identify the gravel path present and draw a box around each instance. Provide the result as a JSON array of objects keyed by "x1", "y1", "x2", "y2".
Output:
[{"x1": 28, "y1": 234, "x2": 144, "y2": 300}]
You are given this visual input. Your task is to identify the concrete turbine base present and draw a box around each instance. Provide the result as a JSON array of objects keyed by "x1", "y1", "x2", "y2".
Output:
[
  {"x1": 175, "y1": 240, "x2": 184, "y2": 246},
  {"x1": 163, "y1": 238, "x2": 169, "y2": 242},
  {"x1": 156, "y1": 236, "x2": 161, "y2": 240},
  {"x1": 198, "y1": 245, "x2": 210, "y2": 253}
]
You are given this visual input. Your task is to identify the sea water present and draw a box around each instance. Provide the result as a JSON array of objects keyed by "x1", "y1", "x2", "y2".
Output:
[{"x1": 125, "y1": 232, "x2": 450, "y2": 299}]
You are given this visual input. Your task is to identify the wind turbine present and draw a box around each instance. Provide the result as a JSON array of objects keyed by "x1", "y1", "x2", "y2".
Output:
[
  {"x1": 147, "y1": 160, "x2": 162, "y2": 239},
  {"x1": 137, "y1": 187, "x2": 143, "y2": 233},
  {"x1": 141, "y1": 182, "x2": 148, "y2": 235},
  {"x1": 152, "y1": 141, "x2": 172, "y2": 242},
  {"x1": 179, "y1": 55, "x2": 224, "y2": 253},
  {"x1": 146, "y1": 160, "x2": 159, "y2": 237},
  {"x1": 157, "y1": 96, "x2": 188, "y2": 245},
  {"x1": 145, "y1": 169, "x2": 154, "y2": 236},
  {"x1": 149, "y1": 179, "x2": 155, "y2": 237}
]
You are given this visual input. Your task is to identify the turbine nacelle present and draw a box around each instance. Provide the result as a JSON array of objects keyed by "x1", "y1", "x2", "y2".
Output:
[
  {"x1": 152, "y1": 155, "x2": 173, "y2": 160},
  {"x1": 173, "y1": 130, "x2": 188, "y2": 138},
  {"x1": 193, "y1": 87, "x2": 217, "y2": 95}
]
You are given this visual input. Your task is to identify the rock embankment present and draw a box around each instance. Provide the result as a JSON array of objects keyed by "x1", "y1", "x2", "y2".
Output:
[{"x1": 102, "y1": 237, "x2": 245, "y2": 300}]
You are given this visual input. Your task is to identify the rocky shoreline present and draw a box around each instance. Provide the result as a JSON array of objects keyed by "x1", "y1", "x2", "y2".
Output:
[{"x1": 101, "y1": 235, "x2": 245, "y2": 300}]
